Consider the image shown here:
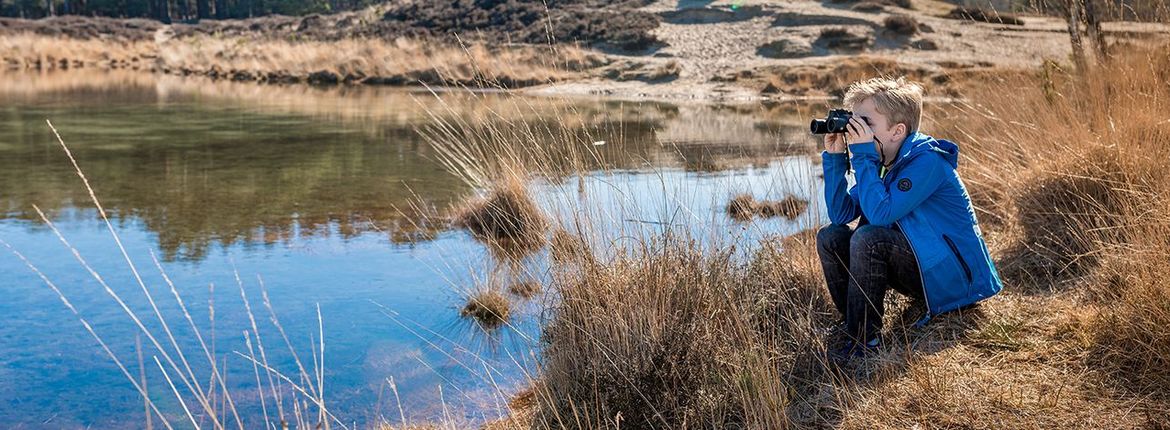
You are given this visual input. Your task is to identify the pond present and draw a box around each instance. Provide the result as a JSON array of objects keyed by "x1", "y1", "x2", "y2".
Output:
[{"x1": 0, "y1": 70, "x2": 827, "y2": 429}]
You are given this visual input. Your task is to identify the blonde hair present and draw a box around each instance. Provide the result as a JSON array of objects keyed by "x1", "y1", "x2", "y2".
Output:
[{"x1": 843, "y1": 76, "x2": 924, "y2": 132}]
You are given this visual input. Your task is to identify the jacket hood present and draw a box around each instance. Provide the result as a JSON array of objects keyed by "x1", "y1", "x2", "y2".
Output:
[{"x1": 897, "y1": 131, "x2": 959, "y2": 169}]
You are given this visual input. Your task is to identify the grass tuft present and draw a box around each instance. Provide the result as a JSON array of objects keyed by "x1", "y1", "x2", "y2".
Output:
[
  {"x1": 460, "y1": 290, "x2": 512, "y2": 330},
  {"x1": 727, "y1": 194, "x2": 809, "y2": 221},
  {"x1": 757, "y1": 196, "x2": 810, "y2": 220},
  {"x1": 727, "y1": 193, "x2": 758, "y2": 221},
  {"x1": 452, "y1": 177, "x2": 549, "y2": 260}
]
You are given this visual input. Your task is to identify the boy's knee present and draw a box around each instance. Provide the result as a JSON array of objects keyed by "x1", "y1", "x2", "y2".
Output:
[
  {"x1": 816, "y1": 224, "x2": 852, "y2": 251},
  {"x1": 850, "y1": 225, "x2": 895, "y2": 252}
]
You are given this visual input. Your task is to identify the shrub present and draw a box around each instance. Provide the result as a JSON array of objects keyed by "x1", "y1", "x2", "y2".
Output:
[
  {"x1": 883, "y1": 14, "x2": 919, "y2": 35},
  {"x1": 757, "y1": 39, "x2": 814, "y2": 59}
]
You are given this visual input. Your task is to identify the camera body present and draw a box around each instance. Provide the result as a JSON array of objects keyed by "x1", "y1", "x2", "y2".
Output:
[{"x1": 810, "y1": 109, "x2": 853, "y2": 135}]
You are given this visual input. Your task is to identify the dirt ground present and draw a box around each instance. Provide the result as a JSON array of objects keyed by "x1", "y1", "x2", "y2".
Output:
[{"x1": 529, "y1": 0, "x2": 1170, "y2": 101}]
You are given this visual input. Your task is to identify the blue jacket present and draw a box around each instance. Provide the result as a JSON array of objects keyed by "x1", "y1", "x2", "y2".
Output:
[{"x1": 822, "y1": 131, "x2": 1002, "y2": 317}]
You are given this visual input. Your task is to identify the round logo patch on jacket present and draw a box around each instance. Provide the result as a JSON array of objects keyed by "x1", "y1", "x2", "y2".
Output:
[{"x1": 897, "y1": 178, "x2": 913, "y2": 192}]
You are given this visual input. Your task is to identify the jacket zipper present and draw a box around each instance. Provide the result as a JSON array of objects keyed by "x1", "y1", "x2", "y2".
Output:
[
  {"x1": 895, "y1": 219, "x2": 931, "y2": 316},
  {"x1": 943, "y1": 234, "x2": 973, "y2": 283}
]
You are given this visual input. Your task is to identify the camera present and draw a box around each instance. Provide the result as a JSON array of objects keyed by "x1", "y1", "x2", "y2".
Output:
[{"x1": 810, "y1": 109, "x2": 853, "y2": 135}]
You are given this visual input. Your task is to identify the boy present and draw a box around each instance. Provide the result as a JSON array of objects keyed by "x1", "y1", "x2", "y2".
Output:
[{"x1": 816, "y1": 77, "x2": 1002, "y2": 361}]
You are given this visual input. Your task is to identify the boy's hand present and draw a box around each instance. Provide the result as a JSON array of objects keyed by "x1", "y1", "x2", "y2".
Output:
[
  {"x1": 846, "y1": 117, "x2": 875, "y2": 145},
  {"x1": 824, "y1": 133, "x2": 846, "y2": 154}
]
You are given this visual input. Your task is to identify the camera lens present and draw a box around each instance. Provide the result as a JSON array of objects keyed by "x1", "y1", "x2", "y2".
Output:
[{"x1": 810, "y1": 119, "x2": 829, "y2": 135}]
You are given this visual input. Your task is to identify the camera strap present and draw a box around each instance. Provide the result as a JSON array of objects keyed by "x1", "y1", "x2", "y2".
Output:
[{"x1": 875, "y1": 136, "x2": 888, "y2": 169}]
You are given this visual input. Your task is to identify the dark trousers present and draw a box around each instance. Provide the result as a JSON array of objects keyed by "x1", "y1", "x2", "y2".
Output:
[{"x1": 815, "y1": 223, "x2": 923, "y2": 342}]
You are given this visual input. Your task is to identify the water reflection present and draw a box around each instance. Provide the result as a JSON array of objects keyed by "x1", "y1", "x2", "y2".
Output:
[{"x1": 0, "y1": 70, "x2": 821, "y2": 262}]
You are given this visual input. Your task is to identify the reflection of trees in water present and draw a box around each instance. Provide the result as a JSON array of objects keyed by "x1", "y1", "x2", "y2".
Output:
[
  {"x1": 0, "y1": 72, "x2": 821, "y2": 261},
  {"x1": 2, "y1": 111, "x2": 468, "y2": 261}
]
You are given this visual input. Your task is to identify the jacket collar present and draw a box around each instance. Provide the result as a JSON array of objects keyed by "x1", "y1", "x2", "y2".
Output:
[{"x1": 886, "y1": 131, "x2": 930, "y2": 170}]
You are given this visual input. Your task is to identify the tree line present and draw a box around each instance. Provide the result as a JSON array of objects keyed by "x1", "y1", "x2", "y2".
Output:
[
  {"x1": 2, "y1": 0, "x2": 1162, "y2": 27},
  {"x1": 0, "y1": 0, "x2": 380, "y2": 21}
]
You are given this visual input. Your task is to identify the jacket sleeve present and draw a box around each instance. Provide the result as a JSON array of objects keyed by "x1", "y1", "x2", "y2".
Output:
[
  {"x1": 847, "y1": 142, "x2": 947, "y2": 226},
  {"x1": 822, "y1": 150, "x2": 860, "y2": 225}
]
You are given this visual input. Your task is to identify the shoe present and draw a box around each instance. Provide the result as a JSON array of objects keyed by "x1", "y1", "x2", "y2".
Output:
[
  {"x1": 912, "y1": 312, "x2": 933, "y2": 328},
  {"x1": 829, "y1": 335, "x2": 881, "y2": 363}
]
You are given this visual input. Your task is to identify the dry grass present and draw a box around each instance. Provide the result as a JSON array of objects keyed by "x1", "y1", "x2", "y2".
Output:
[
  {"x1": 645, "y1": 60, "x2": 681, "y2": 82},
  {"x1": 945, "y1": 7, "x2": 1025, "y2": 26},
  {"x1": 1, "y1": 32, "x2": 591, "y2": 88},
  {"x1": 535, "y1": 237, "x2": 828, "y2": 429},
  {"x1": 460, "y1": 290, "x2": 513, "y2": 330},
  {"x1": 851, "y1": 2, "x2": 888, "y2": 13},
  {"x1": 451, "y1": 177, "x2": 550, "y2": 260},
  {"x1": 1088, "y1": 254, "x2": 1170, "y2": 402},
  {"x1": 156, "y1": 35, "x2": 583, "y2": 87},
  {"x1": 998, "y1": 152, "x2": 1131, "y2": 288},
  {"x1": 550, "y1": 229, "x2": 591, "y2": 265},
  {"x1": 0, "y1": 33, "x2": 157, "y2": 70},
  {"x1": 507, "y1": 281, "x2": 543, "y2": 299},
  {"x1": 727, "y1": 194, "x2": 810, "y2": 221},
  {"x1": 727, "y1": 193, "x2": 758, "y2": 221},
  {"x1": 758, "y1": 196, "x2": 810, "y2": 220}
]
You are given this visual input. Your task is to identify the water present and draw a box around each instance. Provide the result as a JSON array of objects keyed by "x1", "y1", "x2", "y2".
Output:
[{"x1": 0, "y1": 70, "x2": 826, "y2": 428}]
